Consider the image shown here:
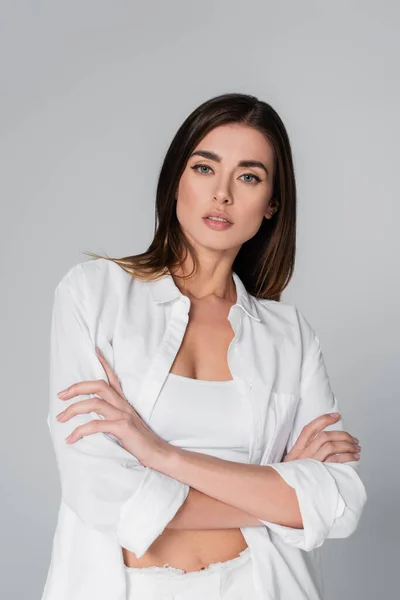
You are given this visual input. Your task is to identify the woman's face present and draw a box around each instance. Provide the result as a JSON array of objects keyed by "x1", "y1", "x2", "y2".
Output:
[{"x1": 175, "y1": 123, "x2": 277, "y2": 254}]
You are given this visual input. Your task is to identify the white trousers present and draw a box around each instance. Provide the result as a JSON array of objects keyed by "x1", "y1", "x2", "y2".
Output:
[{"x1": 124, "y1": 546, "x2": 259, "y2": 599}]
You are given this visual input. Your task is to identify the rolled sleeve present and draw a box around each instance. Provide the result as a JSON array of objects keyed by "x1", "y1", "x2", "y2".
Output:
[
  {"x1": 260, "y1": 458, "x2": 365, "y2": 550},
  {"x1": 258, "y1": 307, "x2": 367, "y2": 551},
  {"x1": 48, "y1": 264, "x2": 189, "y2": 558},
  {"x1": 116, "y1": 468, "x2": 189, "y2": 558}
]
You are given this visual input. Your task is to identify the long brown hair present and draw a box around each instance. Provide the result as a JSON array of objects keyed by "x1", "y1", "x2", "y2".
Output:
[{"x1": 84, "y1": 92, "x2": 297, "y2": 301}]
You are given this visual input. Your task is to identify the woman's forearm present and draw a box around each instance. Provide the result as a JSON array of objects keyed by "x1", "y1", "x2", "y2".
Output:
[
  {"x1": 166, "y1": 487, "x2": 263, "y2": 529},
  {"x1": 149, "y1": 446, "x2": 302, "y2": 529}
]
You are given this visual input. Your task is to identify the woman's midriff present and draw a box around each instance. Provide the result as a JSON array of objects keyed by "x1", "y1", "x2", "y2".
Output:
[{"x1": 122, "y1": 528, "x2": 248, "y2": 573}]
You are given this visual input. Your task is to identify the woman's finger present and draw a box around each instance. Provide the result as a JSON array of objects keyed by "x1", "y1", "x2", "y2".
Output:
[
  {"x1": 56, "y1": 397, "x2": 121, "y2": 423},
  {"x1": 325, "y1": 452, "x2": 360, "y2": 463},
  {"x1": 312, "y1": 440, "x2": 360, "y2": 461},
  {"x1": 306, "y1": 430, "x2": 359, "y2": 455},
  {"x1": 57, "y1": 379, "x2": 127, "y2": 411},
  {"x1": 284, "y1": 414, "x2": 343, "y2": 460},
  {"x1": 65, "y1": 417, "x2": 127, "y2": 444},
  {"x1": 95, "y1": 346, "x2": 126, "y2": 399},
  {"x1": 295, "y1": 413, "x2": 341, "y2": 450}
]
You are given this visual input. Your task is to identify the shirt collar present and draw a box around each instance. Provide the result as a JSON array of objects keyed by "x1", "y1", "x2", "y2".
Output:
[{"x1": 147, "y1": 268, "x2": 262, "y2": 322}]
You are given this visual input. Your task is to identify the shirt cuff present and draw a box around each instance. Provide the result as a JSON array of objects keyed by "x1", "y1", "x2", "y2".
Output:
[
  {"x1": 115, "y1": 468, "x2": 190, "y2": 558},
  {"x1": 258, "y1": 458, "x2": 344, "y2": 551}
]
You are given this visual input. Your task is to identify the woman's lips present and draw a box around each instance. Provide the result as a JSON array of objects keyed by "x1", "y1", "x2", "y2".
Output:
[{"x1": 202, "y1": 217, "x2": 233, "y2": 230}]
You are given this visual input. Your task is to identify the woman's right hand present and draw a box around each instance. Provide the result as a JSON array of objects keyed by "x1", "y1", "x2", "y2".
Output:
[{"x1": 283, "y1": 413, "x2": 361, "y2": 463}]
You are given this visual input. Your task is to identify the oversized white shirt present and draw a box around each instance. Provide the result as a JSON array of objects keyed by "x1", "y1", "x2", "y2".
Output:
[{"x1": 41, "y1": 258, "x2": 367, "y2": 600}]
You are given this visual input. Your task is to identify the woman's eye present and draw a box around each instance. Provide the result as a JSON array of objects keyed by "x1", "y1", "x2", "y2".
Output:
[
  {"x1": 240, "y1": 173, "x2": 261, "y2": 184},
  {"x1": 191, "y1": 164, "x2": 213, "y2": 174}
]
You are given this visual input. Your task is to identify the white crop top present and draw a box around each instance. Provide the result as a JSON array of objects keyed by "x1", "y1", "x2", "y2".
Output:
[{"x1": 148, "y1": 372, "x2": 251, "y2": 464}]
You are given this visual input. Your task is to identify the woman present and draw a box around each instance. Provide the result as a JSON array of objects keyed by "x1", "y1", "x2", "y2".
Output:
[{"x1": 42, "y1": 93, "x2": 367, "y2": 600}]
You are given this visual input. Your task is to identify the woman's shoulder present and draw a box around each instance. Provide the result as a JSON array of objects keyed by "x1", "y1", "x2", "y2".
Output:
[
  {"x1": 56, "y1": 257, "x2": 132, "y2": 292},
  {"x1": 54, "y1": 258, "x2": 141, "y2": 323},
  {"x1": 54, "y1": 258, "x2": 141, "y2": 338},
  {"x1": 255, "y1": 296, "x2": 317, "y2": 346},
  {"x1": 254, "y1": 295, "x2": 300, "y2": 326}
]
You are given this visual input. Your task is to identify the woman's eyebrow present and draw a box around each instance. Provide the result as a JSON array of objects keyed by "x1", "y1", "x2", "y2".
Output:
[{"x1": 189, "y1": 149, "x2": 270, "y2": 179}]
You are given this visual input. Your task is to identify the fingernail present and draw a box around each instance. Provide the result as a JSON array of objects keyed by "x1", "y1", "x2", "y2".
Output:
[
  {"x1": 330, "y1": 412, "x2": 340, "y2": 417},
  {"x1": 58, "y1": 389, "x2": 68, "y2": 398},
  {"x1": 95, "y1": 346, "x2": 102, "y2": 355}
]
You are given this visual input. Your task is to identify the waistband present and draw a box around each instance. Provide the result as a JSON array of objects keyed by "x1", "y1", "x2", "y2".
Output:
[{"x1": 124, "y1": 546, "x2": 251, "y2": 581}]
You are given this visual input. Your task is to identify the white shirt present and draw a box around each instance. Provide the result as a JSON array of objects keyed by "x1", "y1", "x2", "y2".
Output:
[{"x1": 41, "y1": 258, "x2": 367, "y2": 600}]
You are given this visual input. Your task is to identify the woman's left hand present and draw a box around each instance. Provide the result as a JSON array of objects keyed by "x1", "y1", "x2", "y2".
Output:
[{"x1": 55, "y1": 346, "x2": 168, "y2": 467}]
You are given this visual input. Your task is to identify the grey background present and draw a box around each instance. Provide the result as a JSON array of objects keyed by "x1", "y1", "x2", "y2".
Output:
[{"x1": 1, "y1": 1, "x2": 398, "y2": 598}]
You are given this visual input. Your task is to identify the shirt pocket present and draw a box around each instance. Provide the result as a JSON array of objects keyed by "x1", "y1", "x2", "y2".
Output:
[{"x1": 262, "y1": 391, "x2": 300, "y2": 464}]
